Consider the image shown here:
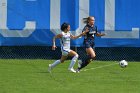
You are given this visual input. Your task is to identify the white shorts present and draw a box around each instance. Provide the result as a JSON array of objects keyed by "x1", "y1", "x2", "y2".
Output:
[{"x1": 61, "y1": 48, "x2": 71, "y2": 56}]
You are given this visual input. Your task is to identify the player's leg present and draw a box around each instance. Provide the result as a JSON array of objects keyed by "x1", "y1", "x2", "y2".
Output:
[
  {"x1": 68, "y1": 50, "x2": 79, "y2": 73},
  {"x1": 77, "y1": 47, "x2": 96, "y2": 71},
  {"x1": 85, "y1": 47, "x2": 96, "y2": 63},
  {"x1": 48, "y1": 56, "x2": 68, "y2": 72}
]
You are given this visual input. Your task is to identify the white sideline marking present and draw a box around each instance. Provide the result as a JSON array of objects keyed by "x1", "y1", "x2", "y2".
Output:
[{"x1": 81, "y1": 62, "x2": 118, "y2": 72}]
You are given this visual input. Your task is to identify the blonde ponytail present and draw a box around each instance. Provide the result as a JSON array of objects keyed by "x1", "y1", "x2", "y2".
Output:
[{"x1": 83, "y1": 16, "x2": 93, "y2": 24}]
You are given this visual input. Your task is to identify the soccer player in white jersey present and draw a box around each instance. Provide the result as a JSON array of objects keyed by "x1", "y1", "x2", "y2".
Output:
[{"x1": 48, "y1": 22, "x2": 88, "y2": 73}]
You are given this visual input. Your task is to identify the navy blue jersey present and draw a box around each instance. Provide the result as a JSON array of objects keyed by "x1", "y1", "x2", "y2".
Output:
[
  {"x1": 82, "y1": 24, "x2": 97, "y2": 48},
  {"x1": 82, "y1": 24, "x2": 97, "y2": 40}
]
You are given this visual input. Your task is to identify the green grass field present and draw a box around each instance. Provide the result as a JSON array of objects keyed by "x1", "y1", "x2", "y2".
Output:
[{"x1": 0, "y1": 59, "x2": 140, "y2": 93}]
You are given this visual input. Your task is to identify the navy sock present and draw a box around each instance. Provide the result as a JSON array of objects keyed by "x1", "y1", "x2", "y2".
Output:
[{"x1": 78, "y1": 55, "x2": 91, "y2": 70}]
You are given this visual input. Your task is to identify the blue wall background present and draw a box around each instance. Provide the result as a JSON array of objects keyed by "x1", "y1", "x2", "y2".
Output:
[{"x1": 0, "y1": 0, "x2": 140, "y2": 47}]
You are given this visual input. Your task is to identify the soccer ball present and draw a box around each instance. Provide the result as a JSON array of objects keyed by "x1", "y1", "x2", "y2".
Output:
[{"x1": 119, "y1": 60, "x2": 128, "y2": 68}]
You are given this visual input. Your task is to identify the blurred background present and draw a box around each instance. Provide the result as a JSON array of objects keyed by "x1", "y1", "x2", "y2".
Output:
[{"x1": 0, "y1": 0, "x2": 140, "y2": 61}]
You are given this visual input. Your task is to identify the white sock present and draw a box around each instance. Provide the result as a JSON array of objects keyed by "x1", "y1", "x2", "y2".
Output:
[
  {"x1": 68, "y1": 55, "x2": 78, "y2": 69},
  {"x1": 51, "y1": 60, "x2": 61, "y2": 69}
]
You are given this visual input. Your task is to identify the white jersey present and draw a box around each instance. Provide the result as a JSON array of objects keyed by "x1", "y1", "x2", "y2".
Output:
[{"x1": 60, "y1": 31, "x2": 71, "y2": 51}]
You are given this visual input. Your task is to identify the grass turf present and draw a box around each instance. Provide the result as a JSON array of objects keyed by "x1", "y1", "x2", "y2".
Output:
[{"x1": 0, "y1": 59, "x2": 140, "y2": 93}]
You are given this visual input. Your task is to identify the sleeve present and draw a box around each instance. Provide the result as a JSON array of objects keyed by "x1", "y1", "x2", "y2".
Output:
[
  {"x1": 69, "y1": 31, "x2": 73, "y2": 38},
  {"x1": 82, "y1": 25, "x2": 88, "y2": 32}
]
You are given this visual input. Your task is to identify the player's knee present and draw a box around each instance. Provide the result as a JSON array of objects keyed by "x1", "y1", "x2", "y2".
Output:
[
  {"x1": 75, "y1": 54, "x2": 79, "y2": 58},
  {"x1": 90, "y1": 55, "x2": 96, "y2": 60}
]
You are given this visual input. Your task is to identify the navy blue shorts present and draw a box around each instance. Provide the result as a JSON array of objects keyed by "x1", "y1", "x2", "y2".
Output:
[{"x1": 83, "y1": 41, "x2": 95, "y2": 48}]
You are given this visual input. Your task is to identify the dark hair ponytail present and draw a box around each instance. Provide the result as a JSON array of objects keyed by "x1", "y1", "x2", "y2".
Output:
[{"x1": 61, "y1": 22, "x2": 70, "y2": 31}]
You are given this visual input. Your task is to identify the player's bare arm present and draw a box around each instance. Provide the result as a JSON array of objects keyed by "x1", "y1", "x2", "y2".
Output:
[
  {"x1": 70, "y1": 28, "x2": 89, "y2": 39},
  {"x1": 96, "y1": 32, "x2": 105, "y2": 37},
  {"x1": 52, "y1": 34, "x2": 63, "y2": 50}
]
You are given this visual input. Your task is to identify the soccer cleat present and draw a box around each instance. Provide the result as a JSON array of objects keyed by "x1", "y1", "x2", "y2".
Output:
[
  {"x1": 48, "y1": 64, "x2": 52, "y2": 73},
  {"x1": 76, "y1": 68, "x2": 80, "y2": 73},
  {"x1": 68, "y1": 68, "x2": 76, "y2": 73},
  {"x1": 78, "y1": 60, "x2": 82, "y2": 68}
]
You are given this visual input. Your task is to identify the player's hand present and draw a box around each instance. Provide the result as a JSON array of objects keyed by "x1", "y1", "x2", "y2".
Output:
[
  {"x1": 52, "y1": 45, "x2": 57, "y2": 50},
  {"x1": 85, "y1": 27, "x2": 89, "y2": 33},
  {"x1": 82, "y1": 27, "x2": 89, "y2": 35},
  {"x1": 101, "y1": 33, "x2": 106, "y2": 36}
]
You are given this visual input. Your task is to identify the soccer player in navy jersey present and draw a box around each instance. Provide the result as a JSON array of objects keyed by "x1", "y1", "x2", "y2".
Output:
[{"x1": 77, "y1": 16, "x2": 105, "y2": 72}]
